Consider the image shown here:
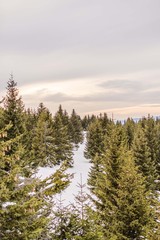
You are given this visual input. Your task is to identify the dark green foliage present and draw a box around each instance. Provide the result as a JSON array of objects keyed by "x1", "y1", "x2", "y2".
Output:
[
  {"x1": 69, "y1": 109, "x2": 83, "y2": 147},
  {"x1": 139, "y1": 117, "x2": 158, "y2": 162},
  {"x1": 53, "y1": 108, "x2": 73, "y2": 167},
  {"x1": 84, "y1": 113, "x2": 111, "y2": 161},
  {"x1": 88, "y1": 153, "x2": 103, "y2": 193},
  {"x1": 0, "y1": 107, "x2": 5, "y2": 129},
  {"x1": 84, "y1": 119, "x2": 104, "y2": 160},
  {"x1": 132, "y1": 126, "x2": 158, "y2": 192},
  {"x1": 56, "y1": 105, "x2": 70, "y2": 127},
  {"x1": 31, "y1": 104, "x2": 56, "y2": 167},
  {"x1": 115, "y1": 154, "x2": 157, "y2": 239},
  {"x1": 0, "y1": 128, "x2": 47, "y2": 238},
  {"x1": 136, "y1": 116, "x2": 159, "y2": 191},
  {"x1": 88, "y1": 124, "x2": 157, "y2": 239},
  {"x1": 123, "y1": 117, "x2": 136, "y2": 148},
  {"x1": 0, "y1": 123, "x2": 71, "y2": 240},
  {"x1": 81, "y1": 115, "x2": 89, "y2": 130},
  {"x1": 155, "y1": 122, "x2": 160, "y2": 179},
  {"x1": 143, "y1": 117, "x2": 158, "y2": 164}
]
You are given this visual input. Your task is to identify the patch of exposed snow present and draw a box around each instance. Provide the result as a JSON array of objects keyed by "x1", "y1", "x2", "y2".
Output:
[
  {"x1": 36, "y1": 137, "x2": 91, "y2": 205},
  {"x1": 2, "y1": 202, "x2": 16, "y2": 208}
]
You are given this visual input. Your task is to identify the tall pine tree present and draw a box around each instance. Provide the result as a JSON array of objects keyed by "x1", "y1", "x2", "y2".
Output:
[
  {"x1": 132, "y1": 125, "x2": 158, "y2": 193},
  {"x1": 53, "y1": 109, "x2": 73, "y2": 167},
  {"x1": 3, "y1": 74, "x2": 25, "y2": 139},
  {"x1": 88, "y1": 123, "x2": 157, "y2": 239},
  {"x1": 0, "y1": 124, "x2": 71, "y2": 239},
  {"x1": 31, "y1": 104, "x2": 56, "y2": 167}
]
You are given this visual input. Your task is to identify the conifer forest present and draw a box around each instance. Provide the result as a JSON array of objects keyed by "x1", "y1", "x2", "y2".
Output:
[{"x1": 0, "y1": 76, "x2": 160, "y2": 240}]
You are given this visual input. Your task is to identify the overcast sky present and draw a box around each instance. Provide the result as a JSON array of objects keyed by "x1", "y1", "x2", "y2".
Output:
[{"x1": 0, "y1": 0, "x2": 160, "y2": 119}]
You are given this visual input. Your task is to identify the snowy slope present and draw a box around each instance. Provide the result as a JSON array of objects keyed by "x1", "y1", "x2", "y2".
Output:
[{"x1": 37, "y1": 139, "x2": 91, "y2": 205}]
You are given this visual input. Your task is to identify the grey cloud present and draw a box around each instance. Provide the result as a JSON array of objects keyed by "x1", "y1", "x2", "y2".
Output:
[
  {"x1": 37, "y1": 87, "x2": 160, "y2": 106},
  {"x1": 98, "y1": 79, "x2": 160, "y2": 97},
  {"x1": 43, "y1": 92, "x2": 74, "y2": 103},
  {"x1": 98, "y1": 80, "x2": 142, "y2": 91}
]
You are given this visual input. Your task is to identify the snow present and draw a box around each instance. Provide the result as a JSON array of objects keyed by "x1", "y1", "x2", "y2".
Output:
[
  {"x1": 36, "y1": 138, "x2": 91, "y2": 205},
  {"x1": 36, "y1": 166, "x2": 58, "y2": 180},
  {"x1": 2, "y1": 202, "x2": 16, "y2": 208},
  {"x1": 59, "y1": 141, "x2": 91, "y2": 205}
]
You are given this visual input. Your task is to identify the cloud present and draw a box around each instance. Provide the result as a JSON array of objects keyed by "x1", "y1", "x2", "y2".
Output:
[
  {"x1": 43, "y1": 92, "x2": 74, "y2": 103},
  {"x1": 23, "y1": 84, "x2": 160, "y2": 107},
  {"x1": 98, "y1": 80, "x2": 141, "y2": 90}
]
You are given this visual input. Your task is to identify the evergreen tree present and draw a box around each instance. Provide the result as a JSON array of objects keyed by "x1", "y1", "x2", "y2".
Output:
[
  {"x1": 99, "y1": 113, "x2": 110, "y2": 131},
  {"x1": 51, "y1": 176, "x2": 103, "y2": 240},
  {"x1": 88, "y1": 124, "x2": 157, "y2": 239},
  {"x1": 155, "y1": 122, "x2": 160, "y2": 181},
  {"x1": 81, "y1": 115, "x2": 89, "y2": 130},
  {"x1": 137, "y1": 116, "x2": 159, "y2": 191},
  {"x1": 63, "y1": 110, "x2": 70, "y2": 127},
  {"x1": 69, "y1": 109, "x2": 83, "y2": 147},
  {"x1": 84, "y1": 114, "x2": 111, "y2": 161},
  {"x1": 21, "y1": 108, "x2": 37, "y2": 174},
  {"x1": 0, "y1": 125, "x2": 71, "y2": 239},
  {"x1": 88, "y1": 153, "x2": 103, "y2": 193},
  {"x1": 32, "y1": 104, "x2": 56, "y2": 167},
  {"x1": 0, "y1": 107, "x2": 5, "y2": 129},
  {"x1": 3, "y1": 74, "x2": 25, "y2": 139},
  {"x1": 71, "y1": 175, "x2": 103, "y2": 240},
  {"x1": 84, "y1": 119, "x2": 105, "y2": 161},
  {"x1": 0, "y1": 81, "x2": 72, "y2": 238},
  {"x1": 114, "y1": 153, "x2": 157, "y2": 239},
  {"x1": 123, "y1": 117, "x2": 135, "y2": 149},
  {"x1": 51, "y1": 196, "x2": 79, "y2": 240},
  {"x1": 88, "y1": 124, "x2": 125, "y2": 237},
  {"x1": 56, "y1": 105, "x2": 70, "y2": 127},
  {"x1": 53, "y1": 109, "x2": 73, "y2": 167},
  {"x1": 132, "y1": 126, "x2": 158, "y2": 192},
  {"x1": 37, "y1": 102, "x2": 47, "y2": 116},
  {"x1": 143, "y1": 117, "x2": 158, "y2": 166}
]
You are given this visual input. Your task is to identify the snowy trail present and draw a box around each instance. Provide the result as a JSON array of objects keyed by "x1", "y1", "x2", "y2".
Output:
[
  {"x1": 37, "y1": 139, "x2": 91, "y2": 205},
  {"x1": 60, "y1": 141, "x2": 91, "y2": 204}
]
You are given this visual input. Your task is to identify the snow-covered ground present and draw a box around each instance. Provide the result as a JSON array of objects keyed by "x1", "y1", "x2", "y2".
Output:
[{"x1": 37, "y1": 139, "x2": 91, "y2": 205}]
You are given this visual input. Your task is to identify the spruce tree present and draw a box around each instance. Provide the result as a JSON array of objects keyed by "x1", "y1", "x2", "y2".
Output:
[
  {"x1": 84, "y1": 119, "x2": 105, "y2": 161},
  {"x1": 71, "y1": 175, "x2": 103, "y2": 240},
  {"x1": 0, "y1": 107, "x2": 5, "y2": 129},
  {"x1": 0, "y1": 124, "x2": 71, "y2": 240},
  {"x1": 132, "y1": 126, "x2": 158, "y2": 193},
  {"x1": 143, "y1": 117, "x2": 157, "y2": 160},
  {"x1": 123, "y1": 117, "x2": 135, "y2": 149},
  {"x1": 115, "y1": 153, "x2": 157, "y2": 239},
  {"x1": 88, "y1": 124, "x2": 125, "y2": 237},
  {"x1": 155, "y1": 122, "x2": 160, "y2": 181},
  {"x1": 81, "y1": 115, "x2": 88, "y2": 130},
  {"x1": 52, "y1": 176, "x2": 103, "y2": 240},
  {"x1": 31, "y1": 104, "x2": 56, "y2": 167},
  {"x1": 88, "y1": 123, "x2": 157, "y2": 239},
  {"x1": 53, "y1": 109, "x2": 73, "y2": 167},
  {"x1": 3, "y1": 74, "x2": 25, "y2": 139},
  {"x1": 51, "y1": 196, "x2": 79, "y2": 240},
  {"x1": 69, "y1": 109, "x2": 83, "y2": 147}
]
